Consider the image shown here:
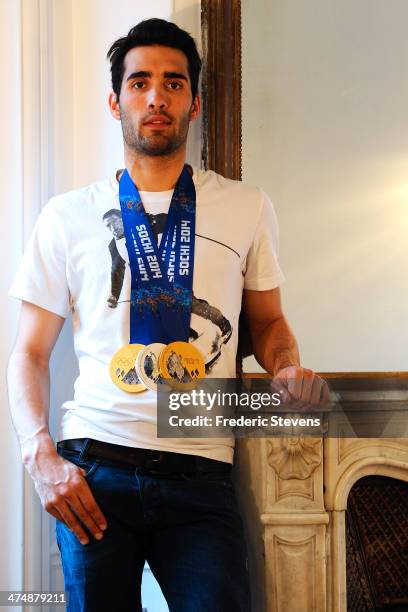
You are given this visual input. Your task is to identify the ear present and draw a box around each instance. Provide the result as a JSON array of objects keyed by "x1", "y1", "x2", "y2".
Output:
[
  {"x1": 108, "y1": 91, "x2": 121, "y2": 120},
  {"x1": 189, "y1": 94, "x2": 201, "y2": 122}
]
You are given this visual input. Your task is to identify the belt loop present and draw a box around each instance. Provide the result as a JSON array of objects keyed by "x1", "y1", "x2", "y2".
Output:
[{"x1": 79, "y1": 438, "x2": 92, "y2": 462}]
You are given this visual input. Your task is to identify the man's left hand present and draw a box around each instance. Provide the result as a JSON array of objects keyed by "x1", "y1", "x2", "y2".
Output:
[{"x1": 272, "y1": 366, "x2": 330, "y2": 409}]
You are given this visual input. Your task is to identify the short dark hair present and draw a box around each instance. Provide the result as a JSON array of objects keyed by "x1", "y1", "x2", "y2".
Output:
[
  {"x1": 103, "y1": 209, "x2": 122, "y2": 221},
  {"x1": 107, "y1": 18, "x2": 202, "y2": 101}
]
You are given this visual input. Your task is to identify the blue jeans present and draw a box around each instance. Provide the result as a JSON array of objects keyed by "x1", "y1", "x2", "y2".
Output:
[{"x1": 55, "y1": 444, "x2": 251, "y2": 612}]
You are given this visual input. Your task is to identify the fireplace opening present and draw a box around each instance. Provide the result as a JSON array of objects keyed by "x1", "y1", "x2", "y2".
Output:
[{"x1": 346, "y1": 475, "x2": 408, "y2": 611}]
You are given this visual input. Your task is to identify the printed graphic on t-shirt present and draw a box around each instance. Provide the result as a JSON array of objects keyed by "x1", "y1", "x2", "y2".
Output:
[{"x1": 102, "y1": 207, "x2": 232, "y2": 373}]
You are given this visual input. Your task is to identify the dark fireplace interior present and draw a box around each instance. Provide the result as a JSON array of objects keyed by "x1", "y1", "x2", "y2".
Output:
[{"x1": 346, "y1": 475, "x2": 408, "y2": 611}]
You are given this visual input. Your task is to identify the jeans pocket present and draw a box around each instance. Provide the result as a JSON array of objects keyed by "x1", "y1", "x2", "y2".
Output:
[{"x1": 57, "y1": 447, "x2": 102, "y2": 481}]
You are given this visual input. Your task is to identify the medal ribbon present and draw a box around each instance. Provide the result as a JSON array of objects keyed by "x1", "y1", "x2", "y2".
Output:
[{"x1": 118, "y1": 165, "x2": 196, "y2": 345}]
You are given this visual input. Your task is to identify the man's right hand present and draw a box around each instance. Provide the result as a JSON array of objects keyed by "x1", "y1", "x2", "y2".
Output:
[
  {"x1": 7, "y1": 302, "x2": 108, "y2": 546},
  {"x1": 26, "y1": 450, "x2": 108, "y2": 546}
]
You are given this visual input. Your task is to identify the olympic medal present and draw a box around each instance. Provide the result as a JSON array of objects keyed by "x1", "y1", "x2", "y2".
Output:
[
  {"x1": 135, "y1": 342, "x2": 166, "y2": 391},
  {"x1": 159, "y1": 341, "x2": 205, "y2": 390},
  {"x1": 109, "y1": 343, "x2": 147, "y2": 393}
]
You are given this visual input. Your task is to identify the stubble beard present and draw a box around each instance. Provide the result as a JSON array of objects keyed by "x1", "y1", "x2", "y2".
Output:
[{"x1": 120, "y1": 108, "x2": 190, "y2": 158}]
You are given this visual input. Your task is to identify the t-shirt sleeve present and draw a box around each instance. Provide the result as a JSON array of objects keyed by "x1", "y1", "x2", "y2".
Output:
[
  {"x1": 8, "y1": 198, "x2": 71, "y2": 318},
  {"x1": 243, "y1": 188, "x2": 285, "y2": 291}
]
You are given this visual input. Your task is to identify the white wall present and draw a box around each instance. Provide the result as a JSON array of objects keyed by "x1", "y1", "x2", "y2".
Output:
[
  {"x1": 242, "y1": 0, "x2": 408, "y2": 372},
  {"x1": 0, "y1": 0, "x2": 24, "y2": 600}
]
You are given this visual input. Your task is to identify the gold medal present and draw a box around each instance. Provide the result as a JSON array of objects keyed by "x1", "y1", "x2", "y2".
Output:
[
  {"x1": 159, "y1": 341, "x2": 205, "y2": 390},
  {"x1": 109, "y1": 343, "x2": 147, "y2": 393}
]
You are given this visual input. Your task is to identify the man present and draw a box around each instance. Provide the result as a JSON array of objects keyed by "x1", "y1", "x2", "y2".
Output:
[
  {"x1": 7, "y1": 18, "x2": 328, "y2": 612},
  {"x1": 103, "y1": 209, "x2": 127, "y2": 308}
]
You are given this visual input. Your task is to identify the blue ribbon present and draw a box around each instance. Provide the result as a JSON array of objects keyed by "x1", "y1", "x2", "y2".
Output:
[{"x1": 119, "y1": 165, "x2": 196, "y2": 345}]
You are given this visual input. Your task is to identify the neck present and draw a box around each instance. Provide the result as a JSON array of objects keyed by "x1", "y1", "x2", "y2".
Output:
[{"x1": 124, "y1": 146, "x2": 187, "y2": 191}]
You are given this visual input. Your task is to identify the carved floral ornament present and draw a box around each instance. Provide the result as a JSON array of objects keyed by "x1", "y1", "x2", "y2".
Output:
[{"x1": 267, "y1": 437, "x2": 323, "y2": 480}]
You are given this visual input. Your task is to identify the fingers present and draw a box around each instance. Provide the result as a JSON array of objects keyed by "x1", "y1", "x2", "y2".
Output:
[
  {"x1": 320, "y1": 379, "x2": 331, "y2": 403},
  {"x1": 274, "y1": 367, "x2": 330, "y2": 407},
  {"x1": 308, "y1": 376, "x2": 322, "y2": 405},
  {"x1": 43, "y1": 464, "x2": 108, "y2": 546},
  {"x1": 76, "y1": 484, "x2": 108, "y2": 535},
  {"x1": 52, "y1": 499, "x2": 94, "y2": 545},
  {"x1": 270, "y1": 378, "x2": 290, "y2": 402},
  {"x1": 288, "y1": 374, "x2": 304, "y2": 400}
]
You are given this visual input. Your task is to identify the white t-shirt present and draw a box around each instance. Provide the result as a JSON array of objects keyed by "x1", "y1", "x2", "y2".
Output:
[{"x1": 9, "y1": 167, "x2": 285, "y2": 463}]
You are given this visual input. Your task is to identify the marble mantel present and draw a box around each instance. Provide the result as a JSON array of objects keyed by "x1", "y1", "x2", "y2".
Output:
[{"x1": 233, "y1": 374, "x2": 408, "y2": 612}]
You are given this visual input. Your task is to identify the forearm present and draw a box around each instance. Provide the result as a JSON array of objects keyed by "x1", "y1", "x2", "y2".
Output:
[
  {"x1": 252, "y1": 315, "x2": 300, "y2": 376},
  {"x1": 7, "y1": 352, "x2": 57, "y2": 470}
]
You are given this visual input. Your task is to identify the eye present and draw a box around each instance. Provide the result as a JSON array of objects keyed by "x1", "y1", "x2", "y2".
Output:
[
  {"x1": 133, "y1": 81, "x2": 145, "y2": 89},
  {"x1": 168, "y1": 81, "x2": 182, "y2": 90}
]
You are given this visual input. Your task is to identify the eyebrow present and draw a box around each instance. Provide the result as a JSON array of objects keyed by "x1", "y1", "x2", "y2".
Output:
[{"x1": 126, "y1": 71, "x2": 188, "y2": 82}]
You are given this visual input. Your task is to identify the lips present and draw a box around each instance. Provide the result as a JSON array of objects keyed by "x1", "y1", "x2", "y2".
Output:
[{"x1": 143, "y1": 115, "x2": 172, "y2": 126}]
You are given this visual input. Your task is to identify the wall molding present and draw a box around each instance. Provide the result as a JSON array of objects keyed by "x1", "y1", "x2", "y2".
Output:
[
  {"x1": 21, "y1": 0, "x2": 53, "y2": 598},
  {"x1": 201, "y1": 0, "x2": 242, "y2": 179}
]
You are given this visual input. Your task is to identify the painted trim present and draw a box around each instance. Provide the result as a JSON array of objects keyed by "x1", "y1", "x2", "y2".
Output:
[{"x1": 21, "y1": 0, "x2": 53, "y2": 599}]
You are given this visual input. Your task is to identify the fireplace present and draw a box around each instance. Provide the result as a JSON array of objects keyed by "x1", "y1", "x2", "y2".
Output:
[
  {"x1": 346, "y1": 475, "x2": 408, "y2": 611},
  {"x1": 233, "y1": 374, "x2": 408, "y2": 611}
]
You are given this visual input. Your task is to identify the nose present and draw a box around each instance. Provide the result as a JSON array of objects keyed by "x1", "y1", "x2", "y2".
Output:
[{"x1": 147, "y1": 84, "x2": 169, "y2": 110}]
